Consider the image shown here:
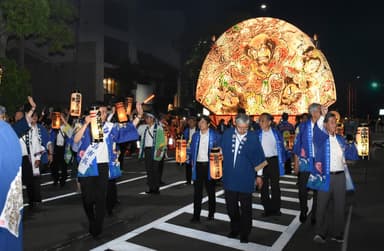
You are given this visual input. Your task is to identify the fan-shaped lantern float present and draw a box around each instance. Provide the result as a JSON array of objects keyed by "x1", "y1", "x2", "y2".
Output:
[{"x1": 196, "y1": 17, "x2": 336, "y2": 116}]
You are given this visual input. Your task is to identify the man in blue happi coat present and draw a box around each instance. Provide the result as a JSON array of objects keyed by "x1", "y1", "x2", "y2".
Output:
[
  {"x1": 256, "y1": 113, "x2": 286, "y2": 216},
  {"x1": 73, "y1": 102, "x2": 142, "y2": 237},
  {"x1": 221, "y1": 113, "x2": 267, "y2": 243},
  {"x1": 0, "y1": 120, "x2": 23, "y2": 251},
  {"x1": 293, "y1": 103, "x2": 327, "y2": 224},
  {"x1": 310, "y1": 112, "x2": 357, "y2": 244}
]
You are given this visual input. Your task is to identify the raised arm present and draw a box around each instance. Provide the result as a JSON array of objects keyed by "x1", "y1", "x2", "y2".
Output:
[{"x1": 74, "y1": 115, "x2": 91, "y2": 144}]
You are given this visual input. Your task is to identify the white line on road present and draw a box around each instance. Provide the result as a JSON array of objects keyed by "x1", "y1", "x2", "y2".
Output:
[
  {"x1": 215, "y1": 197, "x2": 300, "y2": 216},
  {"x1": 191, "y1": 209, "x2": 288, "y2": 233},
  {"x1": 342, "y1": 205, "x2": 353, "y2": 251},
  {"x1": 156, "y1": 222, "x2": 269, "y2": 251},
  {"x1": 104, "y1": 241, "x2": 156, "y2": 251},
  {"x1": 279, "y1": 180, "x2": 297, "y2": 185},
  {"x1": 91, "y1": 190, "x2": 225, "y2": 251},
  {"x1": 139, "y1": 180, "x2": 186, "y2": 195},
  {"x1": 23, "y1": 175, "x2": 148, "y2": 207},
  {"x1": 251, "y1": 193, "x2": 300, "y2": 203}
]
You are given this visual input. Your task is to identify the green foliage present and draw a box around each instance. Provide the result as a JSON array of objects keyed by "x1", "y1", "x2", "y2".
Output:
[
  {"x1": 1, "y1": 0, "x2": 50, "y2": 37},
  {"x1": 41, "y1": 0, "x2": 77, "y2": 54},
  {"x1": 0, "y1": 57, "x2": 31, "y2": 115},
  {"x1": 1, "y1": 0, "x2": 76, "y2": 54}
]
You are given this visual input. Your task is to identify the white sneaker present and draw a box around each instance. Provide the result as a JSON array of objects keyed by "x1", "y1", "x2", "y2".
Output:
[{"x1": 313, "y1": 234, "x2": 326, "y2": 244}]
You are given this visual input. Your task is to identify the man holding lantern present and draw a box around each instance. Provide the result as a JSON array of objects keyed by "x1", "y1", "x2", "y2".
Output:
[
  {"x1": 189, "y1": 115, "x2": 221, "y2": 222},
  {"x1": 73, "y1": 102, "x2": 142, "y2": 238},
  {"x1": 221, "y1": 113, "x2": 267, "y2": 243}
]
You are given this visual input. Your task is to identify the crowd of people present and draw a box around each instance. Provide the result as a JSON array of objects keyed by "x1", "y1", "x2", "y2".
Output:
[{"x1": 0, "y1": 97, "x2": 359, "y2": 249}]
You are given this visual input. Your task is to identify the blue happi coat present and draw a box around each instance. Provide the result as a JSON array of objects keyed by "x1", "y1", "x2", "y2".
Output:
[
  {"x1": 189, "y1": 128, "x2": 220, "y2": 181},
  {"x1": 0, "y1": 121, "x2": 23, "y2": 251},
  {"x1": 73, "y1": 122, "x2": 139, "y2": 179},
  {"x1": 221, "y1": 128, "x2": 266, "y2": 193},
  {"x1": 256, "y1": 128, "x2": 286, "y2": 176},
  {"x1": 293, "y1": 120, "x2": 317, "y2": 172},
  {"x1": 183, "y1": 127, "x2": 199, "y2": 165},
  {"x1": 307, "y1": 126, "x2": 358, "y2": 192}
]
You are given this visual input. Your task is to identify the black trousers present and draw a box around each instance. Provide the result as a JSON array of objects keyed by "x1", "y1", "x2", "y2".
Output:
[
  {"x1": 144, "y1": 147, "x2": 160, "y2": 191},
  {"x1": 225, "y1": 190, "x2": 252, "y2": 238},
  {"x1": 51, "y1": 145, "x2": 67, "y2": 185},
  {"x1": 193, "y1": 162, "x2": 216, "y2": 218},
  {"x1": 298, "y1": 171, "x2": 317, "y2": 219},
  {"x1": 79, "y1": 163, "x2": 109, "y2": 237},
  {"x1": 22, "y1": 156, "x2": 42, "y2": 205},
  {"x1": 106, "y1": 179, "x2": 117, "y2": 215},
  {"x1": 185, "y1": 163, "x2": 192, "y2": 183},
  {"x1": 261, "y1": 157, "x2": 281, "y2": 213},
  {"x1": 158, "y1": 156, "x2": 165, "y2": 183}
]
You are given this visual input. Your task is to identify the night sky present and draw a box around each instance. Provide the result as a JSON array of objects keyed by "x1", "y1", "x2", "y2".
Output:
[{"x1": 109, "y1": 0, "x2": 383, "y2": 118}]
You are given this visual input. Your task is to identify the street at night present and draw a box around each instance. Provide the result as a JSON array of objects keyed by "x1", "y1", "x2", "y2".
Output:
[{"x1": 1, "y1": 1, "x2": 384, "y2": 251}]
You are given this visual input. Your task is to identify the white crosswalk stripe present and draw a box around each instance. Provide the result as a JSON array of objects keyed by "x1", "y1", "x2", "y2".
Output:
[{"x1": 93, "y1": 175, "x2": 312, "y2": 251}]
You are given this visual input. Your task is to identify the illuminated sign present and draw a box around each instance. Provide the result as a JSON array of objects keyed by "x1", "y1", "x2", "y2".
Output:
[
  {"x1": 196, "y1": 17, "x2": 336, "y2": 115},
  {"x1": 379, "y1": 109, "x2": 384, "y2": 116}
]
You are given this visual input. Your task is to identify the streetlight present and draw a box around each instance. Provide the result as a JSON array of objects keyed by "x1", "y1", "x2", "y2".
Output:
[
  {"x1": 371, "y1": 81, "x2": 379, "y2": 89},
  {"x1": 260, "y1": 4, "x2": 267, "y2": 9}
]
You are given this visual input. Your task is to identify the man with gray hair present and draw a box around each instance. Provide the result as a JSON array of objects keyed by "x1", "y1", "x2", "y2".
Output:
[
  {"x1": 221, "y1": 112, "x2": 267, "y2": 243},
  {"x1": 293, "y1": 103, "x2": 327, "y2": 224}
]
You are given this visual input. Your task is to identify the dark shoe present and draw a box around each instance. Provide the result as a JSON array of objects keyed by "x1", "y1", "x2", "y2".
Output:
[
  {"x1": 185, "y1": 181, "x2": 191, "y2": 185},
  {"x1": 313, "y1": 234, "x2": 326, "y2": 244},
  {"x1": 207, "y1": 215, "x2": 214, "y2": 221},
  {"x1": 330, "y1": 236, "x2": 344, "y2": 243},
  {"x1": 299, "y1": 207, "x2": 308, "y2": 223},
  {"x1": 240, "y1": 235, "x2": 249, "y2": 243},
  {"x1": 145, "y1": 190, "x2": 154, "y2": 194},
  {"x1": 52, "y1": 181, "x2": 58, "y2": 187},
  {"x1": 227, "y1": 231, "x2": 239, "y2": 239},
  {"x1": 311, "y1": 217, "x2": 316, "y2": 225},
  {"x1": 190, "y1": 217, "x2": 200, "y2": 223}
]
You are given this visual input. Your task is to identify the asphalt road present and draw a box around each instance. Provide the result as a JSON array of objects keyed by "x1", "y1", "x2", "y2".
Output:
[{"x1": 23, "y1": 140, "x2": 384, "y2": 251}]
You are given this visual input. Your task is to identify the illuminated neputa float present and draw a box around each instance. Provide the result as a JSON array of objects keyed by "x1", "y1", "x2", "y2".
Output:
[{"x1": 196, "y1": 17, "x2": 336, "y2": 115}]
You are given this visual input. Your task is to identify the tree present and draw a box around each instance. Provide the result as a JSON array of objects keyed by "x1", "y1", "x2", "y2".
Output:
[
  {"x1": 0, "y1": 57, "x2": 31, "y2": 115},
  {"x1": 0, "y1": 0, "x2": 76, "y2": 66}
]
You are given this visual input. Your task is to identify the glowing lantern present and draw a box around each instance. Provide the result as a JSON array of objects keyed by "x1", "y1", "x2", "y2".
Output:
[
  {"x1": 209, "y1": 147, "x2": 223, "y2": 179},
  {"x1": 356, "y1": 126, "x2": 369, "y2": 158},
  {"x1": 126, "y1": 97, "x2": 133, "y2": 116},
  {"x1": 70, "y1": 91, "x2": 82, "y2": 117},
  {"x1": 115, "y1": 102, "x2": 128, "y2": 123},
  {"x1": 90, "y1": 106, "x2": 103, "y2": 143},
  {"x1": 175, "y1": 139, "x2": 187, "y2": 163},
  {"x1": 51, "y1": 112, "x2": 61, "y2": 129}
]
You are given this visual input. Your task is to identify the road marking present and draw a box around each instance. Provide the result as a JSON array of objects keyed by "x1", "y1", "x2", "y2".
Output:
[
  {"x1": 251, "y1": 193, "x2": 300, "y2": 203},
  {"x1": 191, "y1": 209, "x2": 288, "y2": 232},
  {"x1": 117, "y1": 175, "x2": 147, "y2": 185},
  {"x1": 279, "y1": 180, "x2": 297, "y2": 185},
  {"x1": 280, "y1": 188, "x2": 298, "y2": 193},
  {"x1": 23, "y1": 175, "x2": 148, "y2": 207},
  {"x1": 271, "y1": 198, "x2": 313, "y2": 250},
  {"x1": 156, "y1": 222, "x2": 269, "y2": 251},
  {"x1": 139, "y1": 180, "x2": 186, "y2": 195},
  {"x1": 283, "y1": 174, "x2": 298, "y2": 179},
  {"x1": 342, "y1": 205, "x2": 353, "y2": 251},
  {"x1": 215, "y1": 197, "x2": 300, "y2": 216},
  {"x1": 91, "y1": 190, "x2": 225, "y2": 251},
  {"x1": 105, "y1": 241, "x2": 156, "y2": 251}
]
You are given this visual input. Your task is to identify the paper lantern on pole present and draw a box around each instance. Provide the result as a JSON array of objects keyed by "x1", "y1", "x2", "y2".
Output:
[
  {"x1": 115, "y1": 102, "x2": 128, "y2": 123},
  {"x1": 70, "y1": 91, "x2": 82, "y2": 117},
  {"x1": 175, "y1": 139, "x2": 187, "y2": 163},
  {"x1": 126, "y1": 97, "x2": 133, "y2": 116},
  {"x1": 90, "y1": 106, "x2": 103, "y2": 143},
  {"x1": 356, "y1": 126, "x2": 369, "y2": 158},
  {"x1": 51, "y1": 112, "x2": 61, "y2": 129},
  {"x1": 209, "y1": 147, "x2": 223, "y2": 179}
]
